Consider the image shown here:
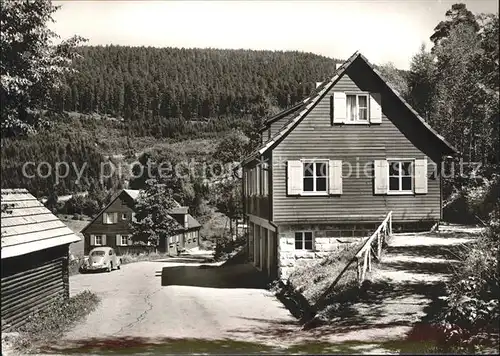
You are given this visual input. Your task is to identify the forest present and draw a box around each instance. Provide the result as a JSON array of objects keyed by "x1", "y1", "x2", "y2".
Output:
[{"x1": 51, "y1": 46, "x2": 341, "y2": 136}]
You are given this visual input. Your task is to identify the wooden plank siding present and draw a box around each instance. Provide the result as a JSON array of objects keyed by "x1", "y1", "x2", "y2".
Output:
[
  {"x1": 272, "y1": 62, "x2": 443, "y2": 224},
  {"x1": 83, "y1": 192, "x2": 135, "y2": 255},
  {"x1": 1, "y1": 245, "x2": 69, "y2": 332},
  {"x1": 83, "y1": 191, "x2": 202, "y2": 254}
]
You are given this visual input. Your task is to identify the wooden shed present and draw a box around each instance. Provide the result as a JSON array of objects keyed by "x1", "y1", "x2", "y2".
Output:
[{"x1": 1, "y1": 188, "x2": 81, "y2": 332}]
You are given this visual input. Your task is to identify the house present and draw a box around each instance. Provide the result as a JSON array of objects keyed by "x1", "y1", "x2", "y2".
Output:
[
  {"x1": 81, "y1": 189, "x2": 201, "y2": 255},
  {"x1": 1, "y1": 188, "x2": 81, "y2": 331},
  {"x1": 239, "y1": 51, "x2": 456, "y2": 280}
]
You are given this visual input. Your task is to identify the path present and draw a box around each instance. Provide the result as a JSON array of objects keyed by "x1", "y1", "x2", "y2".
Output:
[
  {"x1": 44, "y1": 258, "x2": 296, "y2": 354},
  {"x1": 281, "y1": 225, "x2": 480, "y2": 353}
]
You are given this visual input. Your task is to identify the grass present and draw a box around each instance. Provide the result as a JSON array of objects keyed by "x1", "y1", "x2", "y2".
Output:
[
  {"x1": 11, "y1": 291, "x2": 100, "y2": 354},
  {"x1": 119, "y1": 251, "x2": 173, "y2": 264},
  {"x1": 37, "y1": 337, "x2": 451, "y2": 355},
  {"x1": 288, "y1": 242, "x2": 364, "y2": 306}
]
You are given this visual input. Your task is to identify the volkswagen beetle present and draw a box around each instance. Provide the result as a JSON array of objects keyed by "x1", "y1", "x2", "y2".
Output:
[{"x1": 80, "y1": 247, "x2": 121, "y2": 273}]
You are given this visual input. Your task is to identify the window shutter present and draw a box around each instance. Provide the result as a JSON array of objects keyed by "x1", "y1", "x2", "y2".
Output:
[
  {"x1": 369, "y1": 93, "x2": 382, "y2": 123},
  {"x1": 287, "y1": 160, "x2": 303, "y2": 196},
  {"x1": 329, "y1": 95, "x2": 334, "y2": 125},
  {"x1": 102, "y1": 234, "x2": 107, "y2": 245},
  {"x1": 328, "y1": 160, "x2": 343, "y2": 195},
  {"x1": 90, "y1": 234, "x2": 96, "y2": 245},
  {"x1": 414, "y1": 158, "x2": 428, "y2": 194},
  {"x1": 116, "y1": 234, "x2": 121, "y2": 246},
  {"x1": 102, "y1": 213, "x2": 106, "y2": 224},
  {"x1": 113, "y1": 213, "x2": 118, "y2": 223},
  {"x1": 333, "y1": 92, "x2": 346, "y2": 124},
  {"x1": 127, "y1": 235, "x2": 133, "y2": 245},
  {"x1": 374, "y1": 160, "x2": 389, "y2": 194}
]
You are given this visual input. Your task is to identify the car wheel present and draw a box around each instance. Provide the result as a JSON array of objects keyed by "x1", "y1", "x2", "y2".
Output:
[{"x1": 107, "y1": 263, "x2": 112, "y2": 272}]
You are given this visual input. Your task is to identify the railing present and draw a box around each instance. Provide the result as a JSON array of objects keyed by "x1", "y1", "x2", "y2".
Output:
[
  {"x1": 355, "y1": 211, "x2": 392, "y2": 285},
  {"x1": 310, "y1": 211, "x2": 393, "y2": 316}
]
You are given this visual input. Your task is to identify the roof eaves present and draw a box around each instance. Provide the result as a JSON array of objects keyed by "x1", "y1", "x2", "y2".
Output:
[
  {"x1": 257, "y1": 51, "x2": 360, "y2": 157},
  {"x1": 357, "y1": 53, "x2": 458, "y2": 154}
]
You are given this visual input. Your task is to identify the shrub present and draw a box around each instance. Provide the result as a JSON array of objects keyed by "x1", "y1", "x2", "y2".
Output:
[
  {"x1": 14, "y1": 291, "x2": 100, "y2": 353},
  {"x1": 435, "y1": 209, "x2": 500, "y2": 352},
  {"x1": 288, "y1": 242, "x2": 363, "y2": 305},
  {"x1": 213, "y1": 235, "x2": 245, "y2": 261}
]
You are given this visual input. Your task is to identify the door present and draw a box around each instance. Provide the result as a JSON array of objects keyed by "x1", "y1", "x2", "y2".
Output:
[{"x1": 260, "y1": 227, "x2": 267, "y2": 274}]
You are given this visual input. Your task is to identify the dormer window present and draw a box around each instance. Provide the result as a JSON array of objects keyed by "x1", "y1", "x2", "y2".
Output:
[{"x1": 346, "y1": 94, "x2": 368, "y2": 122}]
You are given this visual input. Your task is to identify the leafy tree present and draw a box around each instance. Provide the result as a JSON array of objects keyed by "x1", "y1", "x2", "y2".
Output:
[
  {"x1": 130, "y1": 179, "x2": 178, "y2": 246},
  {"x1": 44, "y1": 188, "x2": 58, "y2": 213},
  {"x1": 377, "y1": 62, "x2": 409, "y2": 99},
  {"x1": 430, "y1": 3, "x2": 480, "y2": 47},
  {"x1": 0, "y1": 0, "x2": 85, "y2": 137},
  {"x1": 213, "y1": 130, "x2": 250, "y2": 163},
  {"x1": 407, "y1": 44, "x2": 437, "y2": 121},
  {"x1": 212, "y1": 178, "x2": 242, "y2": 237}
]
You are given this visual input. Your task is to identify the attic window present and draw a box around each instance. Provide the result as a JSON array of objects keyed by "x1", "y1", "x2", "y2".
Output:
[{"x1": 346, "y1": 94, "x2": 368, "y2": 122}]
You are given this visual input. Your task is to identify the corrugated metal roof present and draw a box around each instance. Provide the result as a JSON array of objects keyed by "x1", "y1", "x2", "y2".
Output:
[
  {"x1": 1, "y1": 189, "x2": 81, "y2": 259},
  {"x1": 240, "y1": 51, "x2": 456, "y2": 166}
]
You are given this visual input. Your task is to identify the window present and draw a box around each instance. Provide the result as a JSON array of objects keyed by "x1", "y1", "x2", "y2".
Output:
[
  {"x1": 121, "y1": 213, "x2": 128, "y2": 220},
  {"x1": 388, "y1": 161, "x2": 413, "y2": 193},
  {"x1": 103, "y1": 212, "x2": 118, "y2": 224},
  {"x1": 94, "y1": 235, "x2": 103, "y2": 245},
  {"x1": 256, "y1": 165, "x2": 261, "y2": 196},
  {"x1": 262, "y1": 162, "x2": 269, "y2": 196},
  {"x1": 295, "y1": 232, "x2": 313, "y2": 250},
  {"x1": 346, "y1": 94, "x2": 368, "y2": 122},
  {"x1": 303, "y1": 161, "x2": 328, "y2": 193},
  {"x1": 118, "y1": 234, "x2": 129, "y2": 246}
]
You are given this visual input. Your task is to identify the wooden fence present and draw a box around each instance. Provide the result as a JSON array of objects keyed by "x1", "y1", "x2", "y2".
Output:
[
  {"x1": 311, "y1": 211, "x2": 393, "y2": 315},
  {"x1": 355, "y1": 211, "x2": 392, "y2": 284}
]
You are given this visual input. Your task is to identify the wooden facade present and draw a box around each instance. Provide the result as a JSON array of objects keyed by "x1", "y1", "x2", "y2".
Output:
[
  {"x1": 1, "y1": 189, "x2": 80, "y2": 331},
  {"x1": 241, "y1": 52, "x2": 456, "y2": 279},
  {"x1": 81, "y1": 189, "x2": 202, "y2": 255}
]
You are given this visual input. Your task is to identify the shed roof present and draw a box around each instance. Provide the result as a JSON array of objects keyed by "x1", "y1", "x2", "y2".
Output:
[
  {"x1": 241, "y1": 51, "x2": 456, "y2": 166},
  {"x1": 1, "y1": 188, "x2": 81, "y2": 259}
]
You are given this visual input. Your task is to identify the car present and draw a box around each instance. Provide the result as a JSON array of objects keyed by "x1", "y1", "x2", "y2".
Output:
[{"x1": 80, "y1": 247, "x2": 122, "y2": 273}]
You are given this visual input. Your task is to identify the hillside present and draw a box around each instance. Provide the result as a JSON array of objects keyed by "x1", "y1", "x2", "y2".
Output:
[{"x1": 52, "y1": 46, "x2": 342, "y2": 135}]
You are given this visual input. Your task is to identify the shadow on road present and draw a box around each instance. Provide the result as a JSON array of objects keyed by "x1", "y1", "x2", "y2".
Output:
[{"x1": 161, "y1": 262, "x2": 269, "y2": 289}]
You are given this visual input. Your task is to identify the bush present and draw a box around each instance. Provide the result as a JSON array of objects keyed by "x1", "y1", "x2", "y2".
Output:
[
  {"x1": 434, "y1": 209, "x2": 500, "y2": 352},
  {"x1": 14, "y1": 291, "x2": 100, "y2": 353},
  {"x1": 213, "y1": 235, "x2": 245, "y2": 261},
  {"x1": 288, "y1": 242, "x2": 363, "y2": 305}
]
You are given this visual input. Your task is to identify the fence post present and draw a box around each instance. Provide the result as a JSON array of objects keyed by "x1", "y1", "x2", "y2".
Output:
[
  {"x1": 356, "y1": 258, "x2": 361, "y2": 285},
  {"x1": 367, "y1": 247, "x2": 371, "y2": 272},
  {"x1": 377, "y1": 231, "x2": 382, "y2": 260},
  {"x1": 389, "y1": 212, "x2": 393, "y2": 236}
]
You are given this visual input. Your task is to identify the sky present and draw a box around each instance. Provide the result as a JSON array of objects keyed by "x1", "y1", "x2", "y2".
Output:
[{"x1": 51, "y1": 0, "x2": 498, "y2": 70}]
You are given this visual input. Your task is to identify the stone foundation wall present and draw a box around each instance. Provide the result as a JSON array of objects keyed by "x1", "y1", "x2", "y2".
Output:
[{"x1": 277, "y1": 223, "x2": 373, "y2": 280}]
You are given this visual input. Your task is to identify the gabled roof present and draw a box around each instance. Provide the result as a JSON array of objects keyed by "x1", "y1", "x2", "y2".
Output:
[
  {"x1": 241, "y1": 51, "x2": 456, "y2": 166},
  {"x1": 1, "y1": 188, "x2": 80, "y2": 259},
  {"x1": 259, "y1": 102, "x2": 304, "y2": 133},
  {"x1": 186, "y1": 214, "x2": 202, "y2": 229},
  {"x1": 122, "y1": 189, "x2": 186, "y2": 214},
  {"x1": 81, "y1": 188, "x2": 197, "y2": 234}
]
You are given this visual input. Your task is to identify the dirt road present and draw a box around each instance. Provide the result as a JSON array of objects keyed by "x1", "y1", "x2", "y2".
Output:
[{"x1": 57, "y1": 259, "x2": 297, "y2": 351}]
